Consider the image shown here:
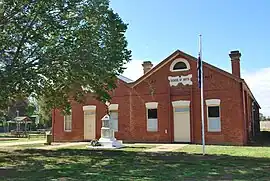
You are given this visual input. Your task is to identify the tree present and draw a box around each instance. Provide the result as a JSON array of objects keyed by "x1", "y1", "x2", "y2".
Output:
[
  {"x1": 0, "y1": 110, "x2": 8, "y2": 132},
  {"x1": 0, "y1": 97, "x2": 35, "y2": 118},
  {"x1": 259, "y1": 113, "x2": 266, "y2": 121},
  {"x1": 0, "y1": 0, "x2": 131, "y2": 112},
  {"x1": 7, "y1": 99, "x2": 29, "y2": 117},
  {"x1": 26, "y1": 102, "x2": 36, "y2": 117},
  {"x1": 37, "y1": 96, "x2": 52, "y2": 128}
]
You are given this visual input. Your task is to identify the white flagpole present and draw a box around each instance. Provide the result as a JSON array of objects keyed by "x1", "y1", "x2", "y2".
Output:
[{"x1": 199, "y1": 34, "x2": 206, "y2": 155}]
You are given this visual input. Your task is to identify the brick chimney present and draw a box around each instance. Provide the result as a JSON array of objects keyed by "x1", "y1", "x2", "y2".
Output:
[
  {"x1": 142, "y1": 61, "x2": 153, "y2": 74},
  {"x1": 229, "y1": 50, "x2": 241, "y2": 78}
]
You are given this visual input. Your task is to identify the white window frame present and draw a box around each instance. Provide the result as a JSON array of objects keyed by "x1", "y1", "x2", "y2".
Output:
[
  {"x1": 172, "y1": 100, "x2": 190, "y2": 107},
  {"x1": 169, "y1": 58, "x2": 190, "y2": 72},
  {"x1": 109, "y1": 104, "x2": 118, "y2": 132},
  {"x1": 83, "y1": 105, "x2": 96, "y2": 111},
  {"x1": 206, "y1": 99, "x2": 221, "y2": 132},
  {"x1": 64, "y1": 110, "x2": 72, "y2": 132},
  {"x1": 145, "y1": 102, "x2": 158, "y2": 132}
]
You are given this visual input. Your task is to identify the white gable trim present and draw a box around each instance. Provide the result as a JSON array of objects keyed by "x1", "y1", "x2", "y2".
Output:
[
  {"x1": 145, "y1": 102, "x2": 158, "y2": 109},
  {"x1": 109, "y1": 104, "x2": 119, "y2": 110},
  {"x1": 172, "y1": 100, "x2": 190, "y2": 107},
  {"x1": 205, "y1": 99, "x2": 221, "y2": 106},
  {"x1": 83, "y1": 105, "x2": 96, "y2": 111}
]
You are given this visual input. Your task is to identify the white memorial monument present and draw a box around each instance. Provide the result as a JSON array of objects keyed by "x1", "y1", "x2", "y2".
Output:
[
  {"x1": 98, "y1": 114, "x2": 123, "y2": 148},
  {"x1": 87, "y1": 101, "x2": 124, "y2": 149}
]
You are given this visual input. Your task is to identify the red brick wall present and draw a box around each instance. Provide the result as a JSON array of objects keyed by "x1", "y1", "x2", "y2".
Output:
[
  {"x1": 53, "y1": 53, "x2": 247, "y2": 145},
  {"x1": 245, "y1": 92, "x2": 254, "y2": 141},
  {"x1": 53, "y1": 101, "x2": 84, "y2": 141},
  {"x1": 53, "y1": 80, "x2": 132, "y2": 142},
  {"x1": 191, "y1": 64, "x2": 245, "y2": 145}
]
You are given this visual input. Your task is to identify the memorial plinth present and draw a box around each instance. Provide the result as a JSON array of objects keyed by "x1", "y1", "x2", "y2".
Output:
[{"x1": 87, "y1": 114, "x2": 123, "y2": 149}]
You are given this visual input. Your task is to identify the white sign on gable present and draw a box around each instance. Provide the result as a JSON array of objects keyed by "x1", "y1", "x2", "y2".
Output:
[{"x1": 168, "y1": 74, "x2": 192, "y2": 86}]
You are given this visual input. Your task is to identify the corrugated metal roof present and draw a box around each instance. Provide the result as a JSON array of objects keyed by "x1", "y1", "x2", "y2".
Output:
[{"x1": 117, "y1": 75, "x2": 134, "y2": 83}]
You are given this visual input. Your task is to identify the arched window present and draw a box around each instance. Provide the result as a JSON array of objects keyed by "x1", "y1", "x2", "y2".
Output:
[
  {"x1": 173, "y1": 62, "x2": 187, "y2": 70},
  {"x1": 170, "y1": 58, "x2": 190, "y2": 72}
]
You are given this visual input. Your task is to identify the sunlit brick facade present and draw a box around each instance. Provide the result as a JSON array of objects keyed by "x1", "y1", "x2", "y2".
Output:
[{"x1": 52, "y1": 50, "x2": 260, "y2": 145}]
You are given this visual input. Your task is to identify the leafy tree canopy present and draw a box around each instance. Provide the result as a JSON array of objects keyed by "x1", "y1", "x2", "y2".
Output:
[
  {"x1": 0, "y1": 0, "x2": 131, "y2": 113},
  {"x1": 37, "y1": 96, "x2": 52, "y2": 125}
]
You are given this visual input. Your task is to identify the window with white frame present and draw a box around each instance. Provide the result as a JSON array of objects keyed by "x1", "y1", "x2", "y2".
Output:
[
  {"x1": 109, "y1": 104, "x2": 119, "y2": 132},
  {"x1": 110, "y1": 110, "x2": 118, "y2": 132},
  {"x1": 145, "y1": 102, "x2": 158, "y2": 132},
  {"x1": 206, "y1": 99, "x2": 221, "y2": 132},
  {"x1": 64, "y1": 111, "x2": 72, "y2": 132}
]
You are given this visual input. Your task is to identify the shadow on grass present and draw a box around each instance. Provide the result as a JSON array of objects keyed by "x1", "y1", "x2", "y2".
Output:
[
  {"x1": 0, "y1": 148, "x2": 270, "y2": 181},
  {"x1": 123, "y1": 146, "x2": 151, "y2": 149},
  {"x1": 250, "y1": 131, "x2": 270, "y2": 147}
]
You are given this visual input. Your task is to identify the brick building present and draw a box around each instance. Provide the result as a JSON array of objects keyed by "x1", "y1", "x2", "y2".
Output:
[{"x1": 52, "y1": 50, "x2": 260, "y2": 145}]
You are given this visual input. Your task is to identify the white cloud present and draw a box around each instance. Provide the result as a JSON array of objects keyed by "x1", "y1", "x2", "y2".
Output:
[
  {"x1": 123, "y1": 59, "x2": 156, "y2": 81},
  {"x1": 123, "y1": 60, "x2": 143, "y2": 81},
  {"x1": 243, "y1": 67, "x2": 270, "y2": 116}
]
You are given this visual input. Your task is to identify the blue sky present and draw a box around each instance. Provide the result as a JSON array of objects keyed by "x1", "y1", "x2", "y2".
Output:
[{"x1": 110, "y1": 0, "x2": 270, "y2": 116}]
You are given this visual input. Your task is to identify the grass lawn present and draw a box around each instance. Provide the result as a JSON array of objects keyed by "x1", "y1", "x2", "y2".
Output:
[
  {"x1": 0, "y1": 137, "x2": 45, "y2": 142},
  {"x1": 0, "y1": 143, "x2": 46, "y2": 151},
  {"x1": 0, "y1": 144, "x2": 270, "y2": 181},
  {"x1": 0, "y1": 133, "x2": 46, "y2": 143},
  {"x1": 64, "y1": 144, "x2": 154, "y2": 151},
  {"x1": 179, "y1": 144, "x2": 270, "y2": 157}
]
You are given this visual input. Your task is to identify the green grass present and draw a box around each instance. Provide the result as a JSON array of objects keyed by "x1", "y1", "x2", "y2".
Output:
[
  {"x1": 1, "y1": 144, "x2": 270, "y2": 181},
  {"x1": 58, "y1": 144, "x2": 155, "y2": 152},
  {"x1": 0, "y1": 133, "x2": 10, "y2": 137},
  {"x1": 179, "y1": 144, "x2": 270, "y2": 158},
  {"x1": 120, "y1": 144, "x2": 154, "y2": 152},
  {"x1": 0, "y1": 143, "x2": 46, "y2": 151},
  {"x1": 13, "y1": 143, "x2": 46, "y2": 148},
  {"x1": 0, "y1": 132, "x2": 46, "y2": 143},
  {"x1": 0, "y1": 138, "x2": 20, "y2": 144},
  {"x1": 0, "y1": 137, "x2": 45, "y2": 143}
]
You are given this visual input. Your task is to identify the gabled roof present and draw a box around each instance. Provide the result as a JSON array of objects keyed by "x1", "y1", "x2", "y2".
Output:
[
  {"x1": 131, "y1": 49, "x2": 241, "y2": 87},
  {"x1": 122, "y1": 49, "x2": 260, "y2": 107},
  {"x1": 8, "y1": 116, "x2": 32, "y2": 123},
  {"x1": 131, "y1": 50, "x2": 181, "y2": 87},
  {"x1": 14, "y1": 116, "x2": 31, "y2": 122}
]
